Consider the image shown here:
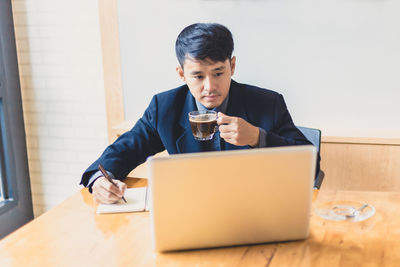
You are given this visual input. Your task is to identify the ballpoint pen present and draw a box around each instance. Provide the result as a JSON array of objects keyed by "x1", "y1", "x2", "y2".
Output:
[{"x1": 98, "y1": 164, "x2": 127, "y2": 203}]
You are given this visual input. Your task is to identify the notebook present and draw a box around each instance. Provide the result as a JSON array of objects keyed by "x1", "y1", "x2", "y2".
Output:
[
  {"x1": 147, "y1": 145, "x2": 317, "y2": 252},
  {"x1": 96, "y1": 187, "x2": 149, "y2": 214}
]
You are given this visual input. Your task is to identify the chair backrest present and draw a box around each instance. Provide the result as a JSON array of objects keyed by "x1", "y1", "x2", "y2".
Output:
[
  {"x1": 297, "y1": 126, "x2": 324, "y2": 189},
  {"x1": 296, "y1": 126, "x2": 321, "y2": 152}
]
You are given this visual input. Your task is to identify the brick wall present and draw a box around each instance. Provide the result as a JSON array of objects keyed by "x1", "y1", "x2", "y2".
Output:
[{"x1": 12, "y1": 0, "x2": 108, "y2": 217}]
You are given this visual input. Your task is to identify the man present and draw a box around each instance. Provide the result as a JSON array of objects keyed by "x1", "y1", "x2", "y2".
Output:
[{"x1": 81, "y1": 23, "x2": 318, "y2": 204}]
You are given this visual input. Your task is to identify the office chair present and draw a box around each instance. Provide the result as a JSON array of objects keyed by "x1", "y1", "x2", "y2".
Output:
[{"x1": 296, "y1": 126, "x2": 325, "y2": 189}]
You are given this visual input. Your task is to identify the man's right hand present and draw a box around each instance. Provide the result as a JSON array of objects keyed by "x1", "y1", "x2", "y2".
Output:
[{"x1": 92, "y1": 176, "x2": 127, "y2": 204}]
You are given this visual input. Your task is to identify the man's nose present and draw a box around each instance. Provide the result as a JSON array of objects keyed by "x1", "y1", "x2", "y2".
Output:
[{"x1": 203, "y1": 77, "x2": 215, "y2": 93}]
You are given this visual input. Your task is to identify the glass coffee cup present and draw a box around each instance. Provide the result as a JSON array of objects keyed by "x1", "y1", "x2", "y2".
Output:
[{"x1": 188, "y1": 110, "x2": 218, "y2": 141}]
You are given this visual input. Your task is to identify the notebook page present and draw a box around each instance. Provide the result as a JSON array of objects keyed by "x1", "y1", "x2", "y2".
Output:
[{"x1": 97, "y1": 187, "x2": 147, "y2": 214}]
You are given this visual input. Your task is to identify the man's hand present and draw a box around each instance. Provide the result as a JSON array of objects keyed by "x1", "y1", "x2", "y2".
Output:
[
  {"x1": 217, "y1": 112, "x2": 260, "y2": 147},
  {"x1": 92, "y1": 176, "x2": 127, "y2": 204}
]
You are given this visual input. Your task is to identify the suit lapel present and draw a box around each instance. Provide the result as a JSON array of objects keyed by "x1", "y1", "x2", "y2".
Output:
[
  {"x1": 176, "y1": 90, "x2": 204, "y2": 153},
  {"x1": 225, "y1": 80, "x2": 247, "y2": 119},
  {"x1": 223, "y1": 80, "x2": 250, "y2": 151}
]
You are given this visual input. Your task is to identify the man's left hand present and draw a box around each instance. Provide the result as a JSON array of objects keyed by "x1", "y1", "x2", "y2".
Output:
[{"x1": 217, "y1": 112, "x2": 259, "y2": 147}]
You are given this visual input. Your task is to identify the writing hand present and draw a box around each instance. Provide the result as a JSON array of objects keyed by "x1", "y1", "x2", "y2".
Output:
[
  {"x1": 217, "y1": 112, "x2": 260, "y2": 147},
  {"x1": 92, "y1": 176, "x2": 127, "y2": 204}
]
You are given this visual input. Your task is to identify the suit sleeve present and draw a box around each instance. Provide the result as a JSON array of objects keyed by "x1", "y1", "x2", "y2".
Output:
[
  {"x1": 264, "y1": 94, "x2": 310, "y2": 146},
  {"x1": 80, "y1": 96, "x2": 165, "y2": 187},
  {"x1": 262, "y1": 94, "x2": 321, "y2": 177}
]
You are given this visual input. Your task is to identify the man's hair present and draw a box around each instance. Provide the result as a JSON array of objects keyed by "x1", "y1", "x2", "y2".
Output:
[{"x1": 175, "y1": 23, "x2": 234, "y2": 67}]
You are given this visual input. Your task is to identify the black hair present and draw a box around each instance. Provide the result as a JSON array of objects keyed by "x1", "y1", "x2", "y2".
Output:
[{"x1": 175, "y1": 23, "x2": 234, "y2": 67}]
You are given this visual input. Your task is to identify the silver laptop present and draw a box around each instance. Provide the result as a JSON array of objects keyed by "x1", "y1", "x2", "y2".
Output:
[{"x1": 148, "y1": 145, "x2": 317, "y2": 252}]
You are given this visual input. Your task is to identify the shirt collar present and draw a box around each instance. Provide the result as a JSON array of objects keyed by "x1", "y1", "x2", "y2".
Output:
[{"x1": 195, "y1": 94, "x2": 229, "y2": 113}]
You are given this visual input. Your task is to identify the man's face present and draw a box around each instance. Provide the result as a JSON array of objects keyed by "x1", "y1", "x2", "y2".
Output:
[{"x1": 176, "y1": 56, "x2": 236, "y2": 109}]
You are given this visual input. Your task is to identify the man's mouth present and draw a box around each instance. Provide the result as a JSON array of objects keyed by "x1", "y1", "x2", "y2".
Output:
[{"x1": 203, "y1": 95, "x2": 219, "y2": 101}]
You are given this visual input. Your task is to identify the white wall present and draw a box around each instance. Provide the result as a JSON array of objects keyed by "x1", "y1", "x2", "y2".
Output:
[
  {"x1": 9, "y1": 0, "x2": 399, "y2": 216},
  {"x1": 118, "y1": 0, "x2": 400, "y2": 138},
  {"x1": 12, "y1": 0, "x2": 108, "y2": 217}
]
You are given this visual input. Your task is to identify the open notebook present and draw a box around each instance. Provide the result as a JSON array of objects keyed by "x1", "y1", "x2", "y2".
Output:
[{"x1": 96, "y1": 187, "x2": 150, "y2": 214}]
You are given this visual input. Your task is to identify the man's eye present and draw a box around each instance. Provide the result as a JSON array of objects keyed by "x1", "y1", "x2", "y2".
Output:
[
  {"x1": 194, "y1": 75, "x2": 203, "y2": 79},
  {"x1": 215, "y1": 72, "x2": 224, "y2": 77}
]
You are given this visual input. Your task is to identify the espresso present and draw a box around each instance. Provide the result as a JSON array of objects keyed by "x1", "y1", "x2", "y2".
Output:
[{"x1": 189, "y1": 114, "x2": 217, "y2": 140}]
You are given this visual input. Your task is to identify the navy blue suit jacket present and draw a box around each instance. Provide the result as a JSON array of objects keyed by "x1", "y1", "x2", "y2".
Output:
[{"x1": 81, "y1": 80, "x2": 316, "y2": 186}]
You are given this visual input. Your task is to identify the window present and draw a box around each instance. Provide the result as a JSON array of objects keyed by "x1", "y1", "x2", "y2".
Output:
[
  {"x1": 0, "y1": 179, "x2": 3, "y2": 202},
  {"x1": 0, "y1": 100, "x2": 8, "y2": 204},
  {"x1": 0, "y1": 0, "x2": 33, "y2": 238},
  {"x1": 0, "y1": 99, "x2": 12, "y2": 207}
]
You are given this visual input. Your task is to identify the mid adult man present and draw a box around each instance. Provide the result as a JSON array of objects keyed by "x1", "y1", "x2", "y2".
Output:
[{"x1": 81, "y1": 23, "x2": 318, "y2": 204}]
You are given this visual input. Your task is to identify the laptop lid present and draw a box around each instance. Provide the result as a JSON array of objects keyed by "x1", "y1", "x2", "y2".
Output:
[{"x1": 148, "y1": 145, "x2": 317, "y2": 252}]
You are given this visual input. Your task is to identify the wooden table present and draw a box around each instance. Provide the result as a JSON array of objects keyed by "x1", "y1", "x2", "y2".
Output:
[{"x1": 1, "y1": 178, "x2": 400, "y2": 266}]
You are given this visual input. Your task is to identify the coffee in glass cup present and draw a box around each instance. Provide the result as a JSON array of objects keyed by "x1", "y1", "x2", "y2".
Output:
[{"x1": 188, "y1": 110, "x2": 218, "y2": 141}]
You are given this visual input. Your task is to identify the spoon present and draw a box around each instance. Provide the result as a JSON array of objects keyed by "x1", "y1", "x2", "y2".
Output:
[{"x1": 333, "y1": 203, "x2": 369, "y2": 218}]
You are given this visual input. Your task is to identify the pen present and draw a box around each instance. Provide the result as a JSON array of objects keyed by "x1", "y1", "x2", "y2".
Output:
[{"x1": 98, "y1": 164, "x2": 127, "y2": 203}]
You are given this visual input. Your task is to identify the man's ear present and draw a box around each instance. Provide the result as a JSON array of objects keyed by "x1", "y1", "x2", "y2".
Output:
[
  {"x1": 176, "y1": 66, "x2": 185, "y2": 82},
  {"x1": 230, "y1": 56, "x2": 236, "y2": 76}
]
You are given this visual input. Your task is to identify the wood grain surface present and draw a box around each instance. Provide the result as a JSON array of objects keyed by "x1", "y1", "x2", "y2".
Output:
[
  {"x1": 1, "y1": 179, "x2": 399, "y2": 266},
  {"x1": 320, "y1": 142, "x2": 400, "y2": 192}
]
